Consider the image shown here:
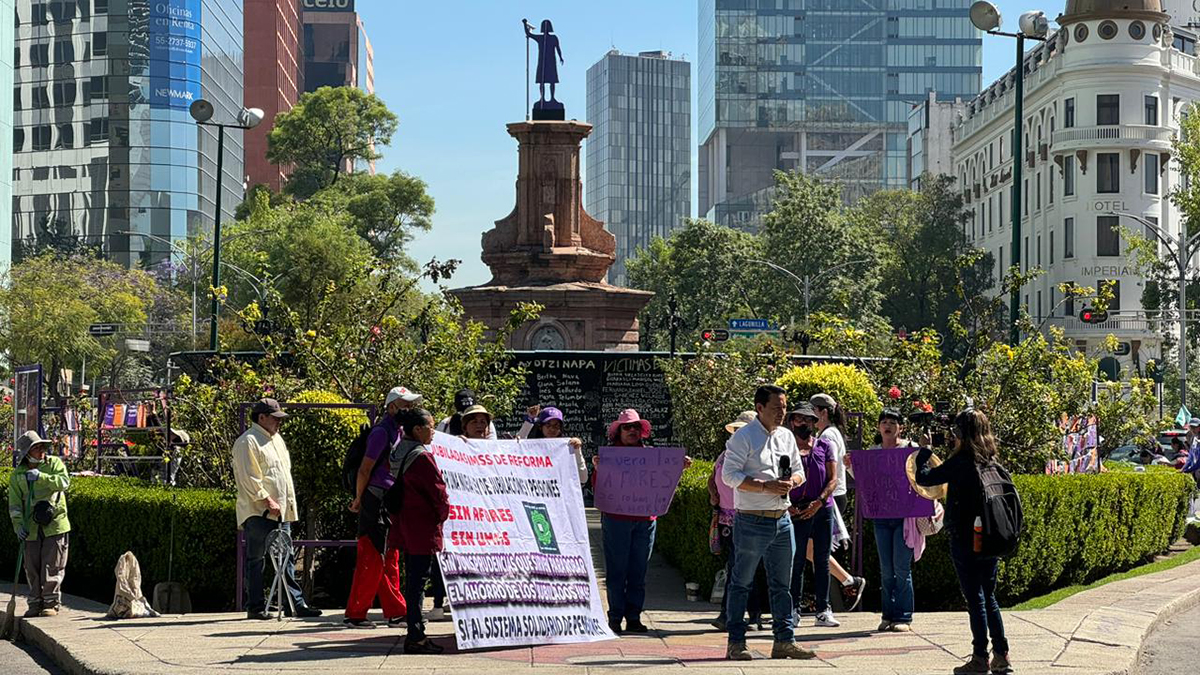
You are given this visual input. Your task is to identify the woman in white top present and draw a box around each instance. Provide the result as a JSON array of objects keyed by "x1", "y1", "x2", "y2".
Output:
[{"x1": 809, "y1": 393, "x2": 867, "y2": 613}]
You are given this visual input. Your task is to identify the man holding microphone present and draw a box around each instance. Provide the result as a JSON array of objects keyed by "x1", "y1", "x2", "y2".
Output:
[{"x1": 721, "y1": 384, "x2": 815, "y2": 661}]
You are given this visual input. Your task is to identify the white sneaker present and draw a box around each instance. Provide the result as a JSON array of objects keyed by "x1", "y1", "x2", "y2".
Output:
[{"x1": 814, "y1": 610, "x2": 840, "y2": 628}]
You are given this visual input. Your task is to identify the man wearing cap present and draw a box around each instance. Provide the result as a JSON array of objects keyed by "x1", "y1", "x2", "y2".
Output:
[
  {"x1": 232, "y1": 398, "x2": 321, "y2": 620},
  {"x1": 436, "y1": 388, "x2": 497, "y2": 438},
  {"x1": 343, "y1": 386, "x2": 420, "y2": 628},
  {"x1": 721, "y1": 385, "x2": 814, "y2": 661},
  {"x1": 8, "y1": 431, "x2": 71, "y2": 617}
]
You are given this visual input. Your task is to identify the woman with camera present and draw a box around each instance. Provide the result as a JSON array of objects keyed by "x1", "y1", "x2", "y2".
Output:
[{"x1": 914, "y1": 409, "x2": 1011, "y2": 675}]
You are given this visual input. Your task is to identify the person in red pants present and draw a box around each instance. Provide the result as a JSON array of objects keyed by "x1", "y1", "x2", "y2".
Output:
[{"x1": 343, "y1": 386, "x2": 421, "y2": 628}]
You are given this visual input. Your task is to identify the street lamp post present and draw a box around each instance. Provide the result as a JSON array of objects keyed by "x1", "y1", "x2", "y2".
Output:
[
  {"x1": 748, "y1": 258, "x2": 870, "y2": 323},
  {"x1": 189, "y1": 99, "x2": 264, "y2": 352},
  {"x1": 969, "y1": 2, "x2": 1049, "y2": 346},
  {"x1": 1109, "y1": 211, "x2": 1200, "y2": 408}
]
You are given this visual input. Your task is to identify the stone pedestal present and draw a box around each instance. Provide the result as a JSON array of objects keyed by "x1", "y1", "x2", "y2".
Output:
[{"x1": 450, "y1": 120, "x2": 652, "y2": 351}]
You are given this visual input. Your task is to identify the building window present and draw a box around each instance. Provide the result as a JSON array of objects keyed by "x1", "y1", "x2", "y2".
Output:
[
  {"x1": 32, "y1": 86, "x2": 49, "y2": 109},
  {"x1": 1097, "y1": 153, "x2": 1120, "y2": 193},
  {"x1": 12, "y1": 87, "x2": 20, "y2": 111},
  {"x1": 1064, "y1": 155, "x2": 1076, "y2": 196},
  {"x1": 1024, "y1": 179, "x2": 1029, "y2": 215},
  {"x1": 1145, "y1": 153, "x2": 1159, "y2": 194},
  {"x1": 1097, "y1": 95, "x2": 1120, "y2": 125},
  {"x1": 1065, "y1": 218, "x2": 1075, "y2": 259},
  {"x1": 1049, "y1": 167, "x2": 1055, "y2": 204},
  {"x1": 1037, "y1": 234, "x2": 1042, "y2": 267},
  {"x1": 32, "y1": 125, "x2": 52, "y2": 151},
  {"x1": 1024, "y1": 236, "x2": 1029, "y2": 272},
  {"x1": 29, "y1": 43, "x2": 49, "y2": 67},
  {"x1": 988, "y1": 198, "x2": 994, "y2": 233},
  {"x1": 1145, "y1": 95, "x2": 1159, "y2": 125},
  {"x1": 1037, "y1": 291, "x2": 1043, "y2": 320},
  {"x1": 85, "y1": 76, "x2": 108, "y2": 103},
  {"x1": 13, "y1": 128, "x2": 24, "y2": 152},
  {"x1": 1050, "y1": 230, "x2": 1056, "y2": 265},
  {"x1": 52, "y1": 81, "x2": 75, "y2": 106},
  {"x1": 1036, "y1": 172, "x2": 1042, "y2": 210},
  {"x1": 1064, "y1": 98, "x2": 1075, "y2": 128},
  {"x1": 85, "y1": 118, "x2": 109, "y2": 145},
  {"x1": 56, "y1": 123, "x2": 74, "y2": 149},
  {"x1": 1065, "y1": 282, "x2": 1076, "y2": 316},
  {"x1": 93, "y1": 32, "x2": 107, "y2": 57},
  {"x1": 52, "y1": 40, "x2": 73, "y2": 64},
  {"x1": 31, "y1": 3, "x2": 48, "y2": 24},
  {"x1": 1145, "y1": 216, "x2": 1160, "y2": 254},
  {"x1": 95, "y1": 0, "x2": 108, "y2": 13},
  {"x1": 1097, "y1": 215, "x2": 1121, "y2": 256}
]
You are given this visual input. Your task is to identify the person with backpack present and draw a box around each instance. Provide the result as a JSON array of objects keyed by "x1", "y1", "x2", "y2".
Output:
[
  {"x1": 342, "y1": 386, "x2": 421, "y2": 629},
  {"x1": 9, "y1": 431, "x2": 71, "y2": 617},
  {"x1": 914, "y1": 409, "x2": 1016, "y2": 675},
  {"x1": 385, "y1": 408, "x2": 450, "y2": 654}
]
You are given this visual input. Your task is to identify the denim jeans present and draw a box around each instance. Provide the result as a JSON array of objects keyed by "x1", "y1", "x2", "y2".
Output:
[
  {"x1": 726, "y1": 512, "x2": 795, "y2": 645},
  {"x1": 950, "y1": 536, "x2": 1009, "y2": 657},
  {"x1": 717, "y1": 524, "x2": 768, "y2": 623},
  {"x1": 790, "y1": 505, "x2": 832, "y2": 614},
  {"x1": 243, "y1": 516, "x2": 307, "y2": 614},
  {"x1": 404, "y1": 553, "x2": 434, "y2": 641},
  {"x1": 873, "y1": 518, "x2": 914, "y2": 624},
  {"x1": 601, "y1": 516, "x2": 656, "y2": 623}
]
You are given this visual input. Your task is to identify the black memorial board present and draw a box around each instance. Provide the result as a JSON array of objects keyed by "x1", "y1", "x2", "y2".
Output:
[{"x1": 494, "y1": 352, "x2": 688, "y2": 454}]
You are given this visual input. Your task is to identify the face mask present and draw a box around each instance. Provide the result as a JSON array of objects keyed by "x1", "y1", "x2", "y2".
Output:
[
  {"x1": 795, "y1": 425, "x2": 812, "y2": 440},
  {"x1": 27, "y1": 455, "x2": 42, "y2": 466}
]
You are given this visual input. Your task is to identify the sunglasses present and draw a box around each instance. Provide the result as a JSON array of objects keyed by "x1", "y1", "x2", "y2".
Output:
[{"x1": 620, "y1": 423, "x2": 643, "y2": 432}]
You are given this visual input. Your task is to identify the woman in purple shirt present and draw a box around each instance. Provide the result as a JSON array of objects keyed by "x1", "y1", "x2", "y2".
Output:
[{"x1": 785, "y1": 403, "x2": 841, "y2": 628}]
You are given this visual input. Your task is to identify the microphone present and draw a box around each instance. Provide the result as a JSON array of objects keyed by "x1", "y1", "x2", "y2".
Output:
[{"x1": 778, "y1": 455, "x2": 791, "y2": 503}]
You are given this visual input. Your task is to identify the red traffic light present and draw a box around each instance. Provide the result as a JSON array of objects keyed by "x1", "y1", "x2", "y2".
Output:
[
  {"x1": 701, "y1": 328, "x2": 730, "y2": 342},
  {"x1": 1080, "y1": 308, "x2": 1109, "y2": 324}
]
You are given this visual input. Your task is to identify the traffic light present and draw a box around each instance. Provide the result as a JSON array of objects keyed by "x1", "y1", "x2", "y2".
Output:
[
  {"x1": 1079, "y1": 307, "x2": 1109, "y2": 324},
  {"x1": 701, "y1": 328, "x2": 730, "y2": 342}
]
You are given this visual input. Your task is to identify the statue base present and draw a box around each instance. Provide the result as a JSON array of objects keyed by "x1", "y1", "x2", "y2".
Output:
[{"x1": 532, "y1": 99, "x2": 565, "y2": 121}]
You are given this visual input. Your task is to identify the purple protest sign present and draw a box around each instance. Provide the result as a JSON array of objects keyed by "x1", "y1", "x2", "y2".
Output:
[
  {"x1": 850, "y1": 447, "x2": 935, "y2": 519},
  {"x1": 594, "y1": 446, "x2": 687, "y2": 517}
]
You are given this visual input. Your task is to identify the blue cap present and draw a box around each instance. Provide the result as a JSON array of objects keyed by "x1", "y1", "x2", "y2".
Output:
[{"x1": 1189, "y1": 417, "x2": 1200, "y2": 427}]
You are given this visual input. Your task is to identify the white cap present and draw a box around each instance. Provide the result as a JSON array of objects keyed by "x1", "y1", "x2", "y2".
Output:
[{"x1": 385, "y1": 386, "x2": 422, "y2": 407}]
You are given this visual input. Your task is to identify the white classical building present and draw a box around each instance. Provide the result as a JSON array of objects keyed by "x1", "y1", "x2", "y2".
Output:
[{"x1": 953, "y1": 0, "x2": 1200, "y2": 378}]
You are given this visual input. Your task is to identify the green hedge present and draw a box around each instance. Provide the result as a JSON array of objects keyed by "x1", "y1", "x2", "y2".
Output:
[
  {"x1": 659, "y1": 465, "x2": 1195, "y2": 608},
  {"x1": 0, "y1": 469, "x2": 238, "y2": 611}
]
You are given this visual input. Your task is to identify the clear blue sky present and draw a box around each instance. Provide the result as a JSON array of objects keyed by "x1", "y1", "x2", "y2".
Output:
[{"x1": 356, "y1": 1, "x2": 1055, "y2": 289}]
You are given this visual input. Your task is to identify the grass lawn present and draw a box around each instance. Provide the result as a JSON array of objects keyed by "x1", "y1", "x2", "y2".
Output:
[{"x1": 1010, "y1": 543, "x2": 1200, "y2": 611}]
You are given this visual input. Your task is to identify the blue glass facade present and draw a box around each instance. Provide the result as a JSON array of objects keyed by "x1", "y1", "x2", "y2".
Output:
[
  {"x1": 586, "y1": 50, "x2": 691, "y2": 286},
  {"x1": 11, "y1": 0, "x2": 245, "y2": 267},
  {"x1": 698, "y1": 0, "x2": 981, "y2": 228},
  {"x1": 0, "y1": 0, "x2": 14, "y2": 272}
]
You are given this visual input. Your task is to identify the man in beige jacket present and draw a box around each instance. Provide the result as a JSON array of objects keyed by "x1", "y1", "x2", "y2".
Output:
[{"x1": 232, "y1": 398, "x2": 321, "y2": 620}]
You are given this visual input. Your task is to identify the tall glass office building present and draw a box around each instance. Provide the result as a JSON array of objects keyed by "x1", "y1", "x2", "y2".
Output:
[
  {"x1": 0, "y1": 0, "x2": 15, "y2": 272},
  {"x1": 698, "y1": 0, "x2": 982, "y2": 229},
  {"x1": 586, "y1": 49, "x2": 691, "y2": 286},
  {"x1": 12, "y1": 0, "x2": 245, "y2": 267}
]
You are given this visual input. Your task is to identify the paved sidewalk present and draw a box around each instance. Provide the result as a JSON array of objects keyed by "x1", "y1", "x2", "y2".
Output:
[{"x1": 9, "y1": 514, "x2": 1200, "y2": 675}]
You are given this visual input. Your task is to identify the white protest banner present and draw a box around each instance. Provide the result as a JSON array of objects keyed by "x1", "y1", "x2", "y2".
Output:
[{"x1": 430, "y1": 431, "x2": 615, "y2": 650}]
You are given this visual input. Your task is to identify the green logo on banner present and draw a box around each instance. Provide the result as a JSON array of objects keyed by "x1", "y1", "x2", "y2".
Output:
[{"x1": 523, "y1": 502, "x2": 559, "y2": 554}]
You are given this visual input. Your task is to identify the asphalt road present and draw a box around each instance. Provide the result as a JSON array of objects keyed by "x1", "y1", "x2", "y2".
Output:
[
  {"x1": 0, "y1": 640, "x2": 63, "y2": 675},
  {"x1": 1136, "y1": 601, "x2": 1200, "y2": 675}
]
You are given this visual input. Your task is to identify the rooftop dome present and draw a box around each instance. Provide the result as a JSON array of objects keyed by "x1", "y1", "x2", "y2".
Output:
[{"x1": 1058, "y1": 0, "x2": 1167, "y2": 26}]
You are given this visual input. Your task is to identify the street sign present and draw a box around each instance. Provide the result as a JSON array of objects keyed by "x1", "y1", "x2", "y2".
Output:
[
  {"x1": 728, "y1": 318, "x2": 777, "y2": 331},
  {"x1": 701, "y1": 328, "x2": 730, "y2": 342},
  {"x1": 88, "y1": 323, "x2": 119, "y2": 337},
  {"x1": 1112, "y1": 342, "x2": 1131, "y2": 356}
]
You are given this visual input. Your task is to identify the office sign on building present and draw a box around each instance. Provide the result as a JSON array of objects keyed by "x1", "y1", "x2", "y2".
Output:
[
  {"x1": 302, "y1": 0, "x2": 355, "y2": 11},
  {"x1": 146, "y1": 0, "x2": 202, "y2": 109}
]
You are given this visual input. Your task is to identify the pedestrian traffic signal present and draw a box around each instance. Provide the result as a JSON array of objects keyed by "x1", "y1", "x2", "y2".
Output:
[
  {"x1": 1079, "y1": 308, "x2": 1109, "y2": 324},
  {"x1": 701, "y1": 328, "x2": 730, "y2": 342}
]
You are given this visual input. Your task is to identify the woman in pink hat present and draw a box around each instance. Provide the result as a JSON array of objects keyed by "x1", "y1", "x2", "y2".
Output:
[{"x1": 594, "y1": 408, "x2": 655, "y2": 635}]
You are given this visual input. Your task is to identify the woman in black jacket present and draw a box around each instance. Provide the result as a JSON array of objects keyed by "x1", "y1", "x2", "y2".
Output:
[{"x1": 914, "y1": 409, "x2": 1010, "y2": 675}]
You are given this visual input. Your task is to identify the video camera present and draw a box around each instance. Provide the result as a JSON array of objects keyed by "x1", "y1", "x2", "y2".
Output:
[{"x1": 908, "y1": 401, "x2": 952, "y2": 448}]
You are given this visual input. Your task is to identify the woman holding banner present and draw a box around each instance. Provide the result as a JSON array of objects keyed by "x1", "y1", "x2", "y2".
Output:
[{"x1": 518, "y1": 405, "x2": 589, "y2": 484}]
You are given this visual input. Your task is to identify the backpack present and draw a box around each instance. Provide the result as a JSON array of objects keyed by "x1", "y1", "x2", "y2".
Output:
[
  {"x1": 382, "y1": 442, "x2": 427, "y2": 514},
  {"x1": 340, "y1": 423, "x2": 373, "y2": 495},
  {"x1": 976, "y1": 461, "x2": 1023, "y2": 558}
]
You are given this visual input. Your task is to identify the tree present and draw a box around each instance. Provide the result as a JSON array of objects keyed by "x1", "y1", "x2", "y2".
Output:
[
  {"x1": 874, "y1": 174, "x2": 995, "y2": 358},
  {"x1": 625, "y1": 219, "x2": 762, "y2": 350},
  {"x1": 758, "y1": 170, "x2": 888, "y2": 331},
  {"x1": 0, "y1": 253, "x2": 186, "y2": 399},
  {"x1": 310, "y1": 171, "x2": 434, "y2": 265},
  {"x1": 267, "y1": 86, "x2": 399, "y2": 198}
]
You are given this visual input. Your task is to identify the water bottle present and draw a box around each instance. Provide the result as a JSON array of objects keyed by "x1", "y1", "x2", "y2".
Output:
[{"x1": 973, "y1": 516, "x2": 984, "y2": 553}]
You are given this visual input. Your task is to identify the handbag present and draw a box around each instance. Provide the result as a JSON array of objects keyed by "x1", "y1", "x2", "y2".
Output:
[
  {"x1": 916, "y1": 500, "x2": 945, "y2": 536},
  {"x1": 708, "y1": 511, "x2": 722, "y2": 555}
]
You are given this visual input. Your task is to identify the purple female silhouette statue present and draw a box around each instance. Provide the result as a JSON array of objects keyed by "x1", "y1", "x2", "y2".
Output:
[{"x1": 523, "y1": 18, "x2": 564, "y2": 113}]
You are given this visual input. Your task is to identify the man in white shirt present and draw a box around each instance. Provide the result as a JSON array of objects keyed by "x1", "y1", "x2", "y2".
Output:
[{"x1": 720, "y1": 385, "x2": 815, "y2": 661}]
